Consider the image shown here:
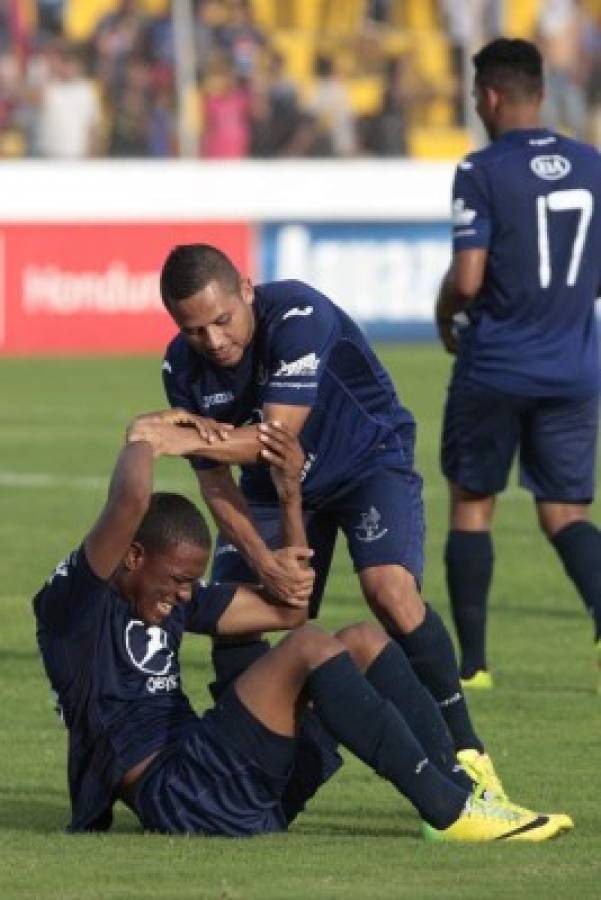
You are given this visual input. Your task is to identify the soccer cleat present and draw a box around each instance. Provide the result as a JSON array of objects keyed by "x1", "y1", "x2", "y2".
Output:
[
  {"x1": 457, "y1": 749, "x2": 506, "y2": 799},
  {"x1": 422, "y1": 796, "x2": 573, "y2": 843},
  {"x1": 460, "y1": 669, "x2": 493, "y2": 690}
]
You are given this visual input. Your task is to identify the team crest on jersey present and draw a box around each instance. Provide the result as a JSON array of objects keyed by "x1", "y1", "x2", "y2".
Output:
[
  {"x1": 355, "y1": 506, "x2": 388, "y2": 543},
  {"x1": 125, "y1": 621, "x2": 174, "y2": 675},
  {"x1": 530, "y1": 154, "x2": 571, "y2": 181}
]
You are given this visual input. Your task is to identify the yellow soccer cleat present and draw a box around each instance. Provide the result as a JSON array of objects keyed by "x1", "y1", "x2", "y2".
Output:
[
  {"x1": 460, "y1": 669, "x2": 493, "y2": 690},
  {"x1": 422, "y1": 796, "x2": 573, "y2": 843},
  {"x1": 457, "y1": 749, "x2": 507, "y2": 799}
]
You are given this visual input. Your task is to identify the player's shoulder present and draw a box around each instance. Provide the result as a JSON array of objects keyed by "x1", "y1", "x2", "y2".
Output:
[
  {"x1": 454, "y1": 143, "x2": 497, "y2": 176},
  {"x1": 553, "y1": 133, "x2": 601, "y2": 168},
  {"x1": 162, "y1": 332, "x2": 192, "y2": 376},
  {"x1": 33, "y1": 545, "x2": 107, "y2": 624},
  {"x1": 256, "y1": 280, "x2": 334, "y2": 317}
]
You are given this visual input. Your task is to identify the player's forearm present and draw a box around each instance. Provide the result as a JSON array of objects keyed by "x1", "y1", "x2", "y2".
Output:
[
  {"x1": 199, "y1": 469, "x2": 270, "y2": 567},
  {"x1": 108, "y1": 440, "x2": 155, "y2": 515},
  {"x1": 279, "y1": 493, "x2": 307, "y2": 550},
  {"x1": 189, "y1": 425, "x2": 263, "y2": 466},
  {"x1": 436, "y1": 270, "x2": 468, "y2": 319}
]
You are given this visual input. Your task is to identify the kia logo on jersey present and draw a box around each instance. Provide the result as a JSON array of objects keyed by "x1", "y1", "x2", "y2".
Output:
[
  {"x1": 125, "y1": 621, "x2": 174, "y2": 675},
  {"x1": 530, "y1": 155, "x2": 572, "y2": 181}
]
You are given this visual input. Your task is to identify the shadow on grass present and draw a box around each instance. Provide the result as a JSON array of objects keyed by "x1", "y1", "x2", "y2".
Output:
[{"x1": 0, "y1": 797, "x2": 69, "y2": 833}]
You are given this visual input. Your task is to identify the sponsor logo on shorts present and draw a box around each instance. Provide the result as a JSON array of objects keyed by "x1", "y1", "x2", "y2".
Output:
[
  {"x1": 530, "y1": 154, "x2": 571, "y2": 180},
  {"x1": 355, "y1": 506, "x2": 388, "y2": 543}
]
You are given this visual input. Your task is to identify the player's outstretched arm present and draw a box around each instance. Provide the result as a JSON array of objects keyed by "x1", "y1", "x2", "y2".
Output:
[{"x1": 84, "y1": 416, "x2": 205, "y2": 581}]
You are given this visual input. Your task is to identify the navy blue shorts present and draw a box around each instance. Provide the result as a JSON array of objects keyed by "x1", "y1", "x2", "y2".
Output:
[
  {"x1": 442, "y1": 382, "x2": 599, "y2": 502},
  {"x1": 134, "y1": 688, "x2": 296, "y2": 836},
  {"x1": 212, "y1": 467, "x2": 425, "y2": 615}
]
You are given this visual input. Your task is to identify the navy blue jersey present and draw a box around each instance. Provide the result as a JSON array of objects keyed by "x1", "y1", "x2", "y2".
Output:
[
  {"x1": 163, "y1": 280, "x2": 415, "y2": 505},
  {"x1": 451, "y1": 128, "x2": 601, "y2": 397},
  {"x1": 32, "y1": 545, "x2": 236, "y2": 832}
]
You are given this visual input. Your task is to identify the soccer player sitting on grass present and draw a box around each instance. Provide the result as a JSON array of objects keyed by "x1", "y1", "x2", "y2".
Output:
[{"x1": 33, "y1": 415, "x2": 572, "y2": 841}]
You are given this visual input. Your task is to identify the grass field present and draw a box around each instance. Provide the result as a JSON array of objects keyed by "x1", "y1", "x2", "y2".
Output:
[{"x1": 1, "y1": 346, "x2": 599, "y2": 900}]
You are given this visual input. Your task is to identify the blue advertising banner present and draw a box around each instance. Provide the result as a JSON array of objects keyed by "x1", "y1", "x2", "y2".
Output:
[{"x1": 260, "y1": 222, "x2": 452, "y2": 340}]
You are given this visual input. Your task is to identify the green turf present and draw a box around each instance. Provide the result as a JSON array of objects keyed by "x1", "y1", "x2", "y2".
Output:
[{"x1": 1, "y1": 348, "x2": 599, "y2": 899}]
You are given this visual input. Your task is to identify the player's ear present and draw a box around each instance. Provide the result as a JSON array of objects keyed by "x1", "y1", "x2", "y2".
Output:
[
  {"x1": 123, "y1": 542, "x2": 145, "y2": 572},
  {"x1": 240, "y1": 278, "x2": 254, "y2": 306}
]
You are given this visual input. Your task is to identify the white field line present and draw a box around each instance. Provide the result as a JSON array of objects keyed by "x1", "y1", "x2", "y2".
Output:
[
  {"x1": 0, "y1": 470, "x2": 192, "y2": 492},
  {"x1": 0, "y1": 469, "x2": 533, "y2": 501}
]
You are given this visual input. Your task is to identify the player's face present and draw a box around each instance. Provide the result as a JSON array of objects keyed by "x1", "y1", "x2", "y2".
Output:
[
  {"x1": 125, "y1": 541, "x2": 209, "y2": 626},
  {"x1": 169, "y1": 278, "x2": 255, "y2": 367}
]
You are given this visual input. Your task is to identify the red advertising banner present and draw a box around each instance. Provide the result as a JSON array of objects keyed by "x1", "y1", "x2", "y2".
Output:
[{"x1": 0, "y1": 222, "x2": 253, "y2": 354}]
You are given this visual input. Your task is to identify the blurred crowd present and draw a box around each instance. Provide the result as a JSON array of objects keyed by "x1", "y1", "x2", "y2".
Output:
[{"x1": 0, "y1": 0, "x2": 600, "y2": 160}]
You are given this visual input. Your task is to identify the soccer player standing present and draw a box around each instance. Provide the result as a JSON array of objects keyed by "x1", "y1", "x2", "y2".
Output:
[{"x1": 436, "y1": 38, "x2": 601, "y2": 688}]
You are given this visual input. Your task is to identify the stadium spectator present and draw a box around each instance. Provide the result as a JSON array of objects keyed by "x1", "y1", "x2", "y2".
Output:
[
  {"x1": 307, "y1": 54, "x2": 356, "y2": 156},
  {"x1": 200, "y1": 51, "x2": 251, "y2": 158},
  {"x1": 0, "y1": 49, "x2": 27, "y2": 156},
  {"x1": 32, "y1": 411, "x2": 571, "y2": 840},
  {"x1": 249, "y1": 48, "x2": 306, "y2": 156},
  {"x1": 35, "y1": 41, "x2": 102, "y2": 158},
  {"x1": 107, "y1": 56, "x2": 153, "y2": 157},
  {"x1": 582, "y1": 8, "x2": 601, "y2": 146},
  {"x1": 537, "y1": 0, "x2": 589, "y2": 139},
  {"x1": 92, "y1": 0, "x2": 151, "y2": 98},
  {"x1": 36, "y1": 0, "x2": 64, "y2": 38},
  {"x1": 221, "y1": 0, "x2": 266, "y2": 82},
  {"x1": 436, "y1": 37, "x2": 601, "y2": 688}
]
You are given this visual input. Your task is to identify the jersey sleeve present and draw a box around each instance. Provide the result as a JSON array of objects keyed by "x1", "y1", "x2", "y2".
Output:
[
  {"x1": 32, "y1": 545, "x2": 107, "y2": 636},
  {"x1": 184, "y1": 582, "x2": 237, "y2": 635},
  {"x1": 452, "y1": 160, "x2": 492, "y2": 252},
  {"x1": 262, "y1": 282, "x2": 337, "y2": 407}
]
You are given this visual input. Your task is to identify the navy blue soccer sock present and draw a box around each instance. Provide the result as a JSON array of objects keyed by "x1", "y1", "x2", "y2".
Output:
[
  {"x1": 445, "y1": 530, "x2": 494, "y2": 677},
  {"x1": 307, "y1": 652, "x2": 469, "y2": 830},
  {"x1": 366, "y1": 641, "x2": 473, "y2": 793},
  {"x1": 280, "y1": 707, "x2": 344, "y2": 825},
  {"x1": 552, "y1": 521, "x2": 601, "y2": 641},
  {"x1": 394, "y1": 604, "x2": 484, "y2": 753}
]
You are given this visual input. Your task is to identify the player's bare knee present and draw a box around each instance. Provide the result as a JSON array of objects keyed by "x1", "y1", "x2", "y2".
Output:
[
  {"x1": 361, "y1": 567, "x2": 425, "y2": 633},
  {"x1": 283, "y1": 622, "x2": 341, "y2": 671},
  {"x1": 336, "y1": 622, "x2": 389, "y2": 671},
  {"x1": 537, "y1": 502, "x2": 589, "y2": 539}
]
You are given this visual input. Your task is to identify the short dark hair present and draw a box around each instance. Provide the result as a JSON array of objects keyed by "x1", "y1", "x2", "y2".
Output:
[
  {"x1": 134, "y1": 492, "x2": 211, "y2": 554},
  {"x1": 160, "y1": 244, "x2": 241, "y2": 308},
  {"x1": 473, "y1": 38, "x2": 543, "y2": 100}
]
